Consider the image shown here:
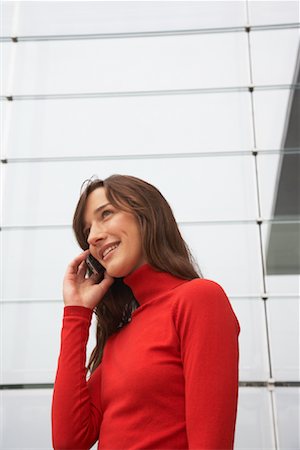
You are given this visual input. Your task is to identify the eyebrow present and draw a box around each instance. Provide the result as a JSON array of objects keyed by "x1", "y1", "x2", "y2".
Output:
[
  {"x1": 93, "y1": 202, "x2": 111, "y2": 215},
  {"x1": 84, "y1": 202, "x2": 111, "y2": 230}
]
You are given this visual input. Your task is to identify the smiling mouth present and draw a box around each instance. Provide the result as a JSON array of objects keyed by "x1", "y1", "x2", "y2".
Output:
[{"x1": 102, "y1": 243, "x2": 120, "y2": 260}]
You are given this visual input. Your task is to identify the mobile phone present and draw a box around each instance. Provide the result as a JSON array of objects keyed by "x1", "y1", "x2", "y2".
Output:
[{"x1": 86, "y1": 254, "x2": 105, "y2": 277}]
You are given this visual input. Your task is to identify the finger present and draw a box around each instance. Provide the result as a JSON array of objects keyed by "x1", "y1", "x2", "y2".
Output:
[
  {"x1": 66, "y1": 250, "x2": 90, "y2": 275},
  {"x1": 77, "y1": 260, "x2": 87, "y2": 280},
  {"x1": 88, "y1": 271, "x2": 114, "y2": 295},
  {"x1": 88, "y1": 270, "x2": 113, "y2": 285},
  {"x1": 87, "y1": 271, "x2": 102, "y2": 283}
]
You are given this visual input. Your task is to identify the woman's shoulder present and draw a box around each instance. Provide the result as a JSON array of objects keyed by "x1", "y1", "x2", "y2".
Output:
[
  {"x1": 172, "y1": 277, "x2": 231, "y2": 316},
  {"x1": 175, "y1": 277, "x2": 228, "y2": 301},
  {"x1": 172, "y1": 277, "x2": 240, "y2": 333}
]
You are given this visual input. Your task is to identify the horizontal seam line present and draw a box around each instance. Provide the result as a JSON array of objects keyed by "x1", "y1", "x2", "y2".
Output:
[
  {"x1": 1, "y1": 148, "x2": 300, "y2": 164},
  {"x1": 1, "y1": 219, "x2": 300, "y2": 230},
  {"x1": 1, "y1": 22, "x2": 299, "y2": 42},
  {"x1": 1, "y1": 381, "x2": 299, "y2": 390},
  {"x1": 1, "y1": 84, "x2": 300, "y2": 101}
]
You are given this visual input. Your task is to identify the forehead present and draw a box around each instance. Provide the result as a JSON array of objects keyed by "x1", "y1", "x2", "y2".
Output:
[{"x1": 84, "y1": 187, "x2": 108, "y2": 223}]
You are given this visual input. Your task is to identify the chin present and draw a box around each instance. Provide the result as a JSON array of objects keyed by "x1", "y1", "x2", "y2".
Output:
[
  {"x1": 106, "y1": 269, "x2": 123, "y2": 278},
  {"x1": 105, "y1": 263, "x2": 128, "y2": 279},
  {"x1": 106, "y1": 260, "x2": 140, "y2": 279}
]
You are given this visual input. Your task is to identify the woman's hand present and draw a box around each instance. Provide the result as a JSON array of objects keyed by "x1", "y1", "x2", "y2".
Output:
[{"x1": 63, "y1": 250, "x2": 114, "y2": 309}]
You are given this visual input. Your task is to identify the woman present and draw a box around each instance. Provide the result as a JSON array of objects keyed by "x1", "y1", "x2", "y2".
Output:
[{"x1": 52, "y1": 174, "x2": 240, "y2": 450}]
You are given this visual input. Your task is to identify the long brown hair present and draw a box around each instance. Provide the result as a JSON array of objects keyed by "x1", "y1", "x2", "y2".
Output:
[{"x1": 73, "y1": 174, "x2": 202, "y2": 373}]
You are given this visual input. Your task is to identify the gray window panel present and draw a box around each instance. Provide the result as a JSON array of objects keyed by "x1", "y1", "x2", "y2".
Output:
[{"x1": 265, "y1": 54, "x2": 300, "y2": 275}]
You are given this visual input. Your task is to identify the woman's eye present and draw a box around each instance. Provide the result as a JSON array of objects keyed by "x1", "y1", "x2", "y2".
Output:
[{"x1": 102, "y1": 209, "x2": 113, "y2": 219}]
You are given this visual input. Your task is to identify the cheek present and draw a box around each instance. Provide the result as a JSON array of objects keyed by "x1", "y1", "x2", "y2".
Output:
[{"x1": 132, "y1": 230, "x2": 143, "y2": 255}]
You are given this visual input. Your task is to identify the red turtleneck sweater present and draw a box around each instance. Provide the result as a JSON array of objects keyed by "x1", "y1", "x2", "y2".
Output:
[{"x1": 52, "y1": 264, "x2": 240, "y2": 450}]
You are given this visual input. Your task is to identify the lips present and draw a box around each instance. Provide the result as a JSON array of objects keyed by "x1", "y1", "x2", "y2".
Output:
[{"x1": 101, "y1": 242, "x2": 120, "y2": 261}]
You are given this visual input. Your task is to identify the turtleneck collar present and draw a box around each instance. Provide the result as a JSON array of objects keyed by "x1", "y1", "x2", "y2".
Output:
[{"x1": 123, "y1": 263, "x2": 188, "y2": 306}]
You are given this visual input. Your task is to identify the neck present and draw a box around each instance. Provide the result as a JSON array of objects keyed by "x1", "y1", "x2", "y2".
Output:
[{"x1": 123, "y1": 263, "x2": 188, "y2": 306}]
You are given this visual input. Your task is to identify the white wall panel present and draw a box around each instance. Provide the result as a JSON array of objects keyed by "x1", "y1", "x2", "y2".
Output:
[
  {"x1": 1, "y1": 386, "x2": 298, "y2": 450},
  {"x1": 2, "y1": 223, "x2": 262, "y2": 301},
  {"x1": 1, "y1": 296, "x2": 269, "y2": 384},
  {"x1": 231, "y1": 299, "x2": 269, "y2": 381},
  {"x1": 1, "y1": 302, "x2": 97, "y2": 383},
  {"x1": 1, "y1": 1, "x2": 247, "y2": 37},
  {"x1": 267, "y1": 298, "x2": 300, "y2": 381},
  {"x1": 2, "y1": 155, "x2": 257, "y2": 227},
  {"x1": 1, "y1": 295, "x2": 273, "y2": 385},
  {"x1": 254, "y1": 90, "x2": 291, "y2": 150},
  {"x1": 251, "y1": 29, "x2": 300, "y2": 85},
  {"x1": 275, "y1": 387, "x2": 300, "y2": 449},
  {"x1": 2, "y1": 228, "x2": 78, "y2": 301},
  {"x1": 248, "y1": 0, "x2": 299, "y2": 26},
  {"x1": 1, "y1": 386, "x2": 279, "y2": 450},
  {"x1": 2, "y1": 33, "x2": 249, "y2": 95},
  {"x1": 265, "y1": 273, "x2": 300, "y2": 298},
  {"x1": 1, "y1": 302, "x2": 62, "y2": 384},
  {"x1": 266, "y1": 274, "x2": 300, "y2": 297},
  {"x1": 234, "y1": 387, "x2": 275, "y2": 449},
  {"x1": 3, "y1": 92, "x2": 253, "y2": 159},
  {"x1": 181, "y1": 223, "x2": 263, "y2": 297},
  {"x1": 2, "y1": 297, "x2": 271, "y2": 385},
  {"x1": 1, "y1": 389, "x2": 53, "y2": 449}
]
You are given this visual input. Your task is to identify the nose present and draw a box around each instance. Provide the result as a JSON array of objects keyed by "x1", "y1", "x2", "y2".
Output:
[{"x1": 87, "y1": 222, "x2": 107, "y2": 247}]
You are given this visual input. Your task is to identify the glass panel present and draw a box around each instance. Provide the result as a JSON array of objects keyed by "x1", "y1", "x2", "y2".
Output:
[
  {"x1": 257, "y1": 152, "x2": 285, "y2": 220},
  {"x1": 235, "y1": 387, "x2": 275, "y2": 449},
  {"x1": 248, "y1": 0, "x2": 299, "y2": 26},
  {"x1": 3, "y1": 92, "x2": 253, "y2": 158},
  {"x1": 1, "y1": 389, "x2": 53, "y2": 449},
  {"x1": 2, "y1": 155, "x2": 257, "y2": 226},
  {"x1": 258, "y1": 152, "x2": 300, "y2": 291},
  {"x1": 1, "y1": 1, "x2": 247, "y2": 37},
  {"x1": 275, "y1": 387, "x2": 300, "y2": 450},
  {"x1": 267, "y1": 298, "x2": 299, "y2": 381},
  {"x1": 1, "y1": 301, "x2": 97, "y2": 384},
  {"x1": 181, "y1": 223, "x2": 263, "y2": 297},
  {"x1": 261, "y1": 223, "x2": 300, "y2": 295},
  {"x1": 2, "y1": 33, "x2": 249, "y2": 95},
  {"x1": 251, "y1": 29, "x2": 300, "y2": 85},
  {"x1": 231, "y1": 298, "x2": 269, "y2": 381},
  {"x1": 254, "y1": 90, "x2": 291, "y2": 151}
]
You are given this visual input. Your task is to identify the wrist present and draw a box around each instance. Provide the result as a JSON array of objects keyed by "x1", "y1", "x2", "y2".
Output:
[{"x1": 64, "y1": 305, "x2": 93, "y2": 320}]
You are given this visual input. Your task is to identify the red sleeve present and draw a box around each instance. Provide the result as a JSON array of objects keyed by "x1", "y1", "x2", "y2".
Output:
[
  {"x1": 173, "y1": 279, "x2": 240, "y2": 450},
  {"x1": 51, "y1": 306, "x2": 102, "y2": 450}
]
